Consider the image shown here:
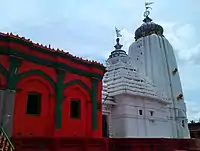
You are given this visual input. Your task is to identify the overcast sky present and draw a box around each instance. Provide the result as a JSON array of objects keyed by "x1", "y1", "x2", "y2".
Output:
[{"x1": 1, "y1": 0, "x2": 200, "y2": 121}]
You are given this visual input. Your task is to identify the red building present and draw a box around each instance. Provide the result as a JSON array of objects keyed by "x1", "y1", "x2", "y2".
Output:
[{"x1": 0, "y1": 32, "x2": 105, "y2": 138}]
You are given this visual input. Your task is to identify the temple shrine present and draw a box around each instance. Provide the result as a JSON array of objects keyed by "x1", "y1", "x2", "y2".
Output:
[
  {"x1": 102, "y1": 8, "x2": 190, "y2": 138},
  {"x1": 0, "y1": 2, "x2": 200, "y2": 151}
]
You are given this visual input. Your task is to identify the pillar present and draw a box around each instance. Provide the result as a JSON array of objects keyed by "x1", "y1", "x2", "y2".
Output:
[
  {"x1": 91, "y1": 77, "x2": 98, "y2": 130},
  {"x1": 55, "y1": 69, "x2": 65, "y2": 129},
  {"x1": 1, "y1": 55, "x2": 22, "y2": 137}
]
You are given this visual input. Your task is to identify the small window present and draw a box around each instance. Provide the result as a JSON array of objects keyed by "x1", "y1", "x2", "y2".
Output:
[
  {"x1": 139, "y1": 110, "x2": 143, "y2": 115},
  {"x1": 182, "y1": 120, "x2": 185, "y2": 127},
  {"x1": 70, "y1": 99, "x2": 81, "y2": 119},
  {"x1": 26, "y1": 92, "x2": 41, "y2": 115},
  {"x1": 150, "y1": 111, "x2": 154, "y2": 116}
]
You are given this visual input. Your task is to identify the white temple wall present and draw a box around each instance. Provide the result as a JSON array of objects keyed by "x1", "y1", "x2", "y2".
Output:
[
  {"x1": 163, "y1": 38, "x2": 186, "y2": 110},
  {"x1": 147, "y1": 119, "x2": 171, "y2": 138},
  {"x1": 111, "y1": 116, "x2": 128, "y2": 138},
  {"x1": 110, "y1": 94, "x2": 173, "y2": 138},
  {"x1": 129, "y1": 35, "x2": 172, "y2": 100},
  {"x1": 128, "y1": 35, "x2": 190, "y2": 138},
  {"x1": 162, "y1": 37, "x2": 190, "y2": 137},
  {"x1": 144, "y1": 99, "x2": 172, "y2": 138}
]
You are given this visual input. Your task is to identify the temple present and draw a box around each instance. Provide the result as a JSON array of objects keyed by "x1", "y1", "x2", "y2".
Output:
[
  {"x1": 1, "y1": 2, "x2": 199, "y2": 151},
  {"x1": 102, "y1": 3, "x2": 190, "y2": 138},
  {"x1": 0, "y1": 32, "x2": 105, "y2": 138}
]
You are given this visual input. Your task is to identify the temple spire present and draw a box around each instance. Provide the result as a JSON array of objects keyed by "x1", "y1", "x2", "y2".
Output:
[
  {"x1": 143, "y1": 1, "x2": 154, "y2": 23},
  {"x1": 108, "y1": 27, "x2": 127, "y2": 59}
]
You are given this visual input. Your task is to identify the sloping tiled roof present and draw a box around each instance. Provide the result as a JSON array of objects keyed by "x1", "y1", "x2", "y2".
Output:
[{"x1": 0, "y1": 32, "x2": 104, "y2": 69}]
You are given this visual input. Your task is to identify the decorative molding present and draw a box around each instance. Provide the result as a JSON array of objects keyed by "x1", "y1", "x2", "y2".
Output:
[
  {"x1": 0, "y1": 32, "x2": 105, "y2": 70},
  {"x1": 0, "y1": 47, "x2": 104, "y2": 80},
  {"x1": 64, "y1": 79, "x2": 91, "y2": 95},
  {"x1": 16, "y1": 70, "x2": 56, "y2": 89},
  {"x1": 103, "y1": 55, "x2": 171, "y2": 103}
]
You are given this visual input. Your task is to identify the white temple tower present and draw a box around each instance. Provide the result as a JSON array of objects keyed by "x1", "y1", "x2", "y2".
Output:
[
  {"x1": 102, "y1": 5, "x2": 190, "y2": 138},
  {"x1": 128, "y1": 6, "x2": 190, "y2": 138}
]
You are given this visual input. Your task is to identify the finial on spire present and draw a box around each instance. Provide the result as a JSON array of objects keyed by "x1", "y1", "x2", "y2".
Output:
[
  {"x1": 114, "y1": 27, "x2": 123, "y2": 50},
  {"x1": 114, "y1": 38, "x2": 123, "y2": 50},
  {"x1": 143, "y1": 1, "x2": 154, "y2": 22}
]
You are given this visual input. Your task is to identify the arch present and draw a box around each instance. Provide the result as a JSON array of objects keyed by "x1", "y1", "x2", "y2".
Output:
[
  {"x1": 64, "y1": 84, "x2": 90, "y2": 101},
  {"x1": 17, "y1": 78, "x2": 54, "y2": 95},
  {"x1": 64, "y1": 79, "x2": 91, "y2": 96},
  {"x1": 62, "y1": 82, "x2": 91, "y2": 137},
  {"x1": 16, "y1": 70, "x2": 56, "y2": 91},
  {"x1": 14, "y1": 74, "x2": 56, "y2": 137}
]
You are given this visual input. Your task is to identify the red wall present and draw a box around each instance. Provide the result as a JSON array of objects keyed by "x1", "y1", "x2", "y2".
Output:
[
  {"x1": 0, "y1": 33, "x2": 105, "y2": 138},
  {"x1": 11, "y1": 137, "x2": 198, "y2": 151}
]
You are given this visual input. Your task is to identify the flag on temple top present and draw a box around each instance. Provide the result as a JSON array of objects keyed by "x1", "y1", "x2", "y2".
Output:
[{"x1": 115, "y1": 27, "x2": 122, "y2": 37}]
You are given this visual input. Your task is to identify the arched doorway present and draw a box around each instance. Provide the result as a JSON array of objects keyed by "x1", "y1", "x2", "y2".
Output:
[
  {"x1": 62, "y1": 84, "x2": 90, "y2": 137},
  {"x1": 14, "y1": 75, "x2": 55, "y2": 137}
]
